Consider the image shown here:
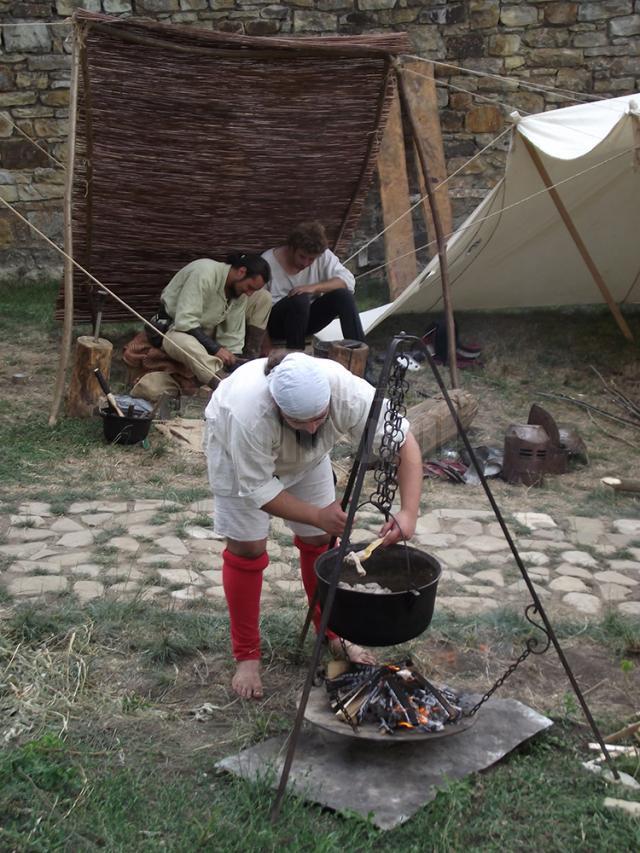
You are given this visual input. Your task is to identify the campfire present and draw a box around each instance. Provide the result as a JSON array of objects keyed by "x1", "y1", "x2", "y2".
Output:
[{"x1": 324, "y1": 659, "x2": 462, "y2": 735}]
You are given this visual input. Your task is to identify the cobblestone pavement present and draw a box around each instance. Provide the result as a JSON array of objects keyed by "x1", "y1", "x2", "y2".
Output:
[{"x1": 1, "y1": 502, "x2": 639, "y2": 620}]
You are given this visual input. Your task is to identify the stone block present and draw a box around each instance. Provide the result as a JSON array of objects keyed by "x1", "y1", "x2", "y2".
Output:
[
  {"x1": 293, "y1": 9, "x2": 336, "y2": 31},
  {"x1": 556, "y1": 68, "x2": 591, "y2": 90},
  {"x1": 3, "y1": 23, "x2": 52, "y2": 53},
  {"x1": 465, "y1": 105, "x2": 504, "y2": 133},
  {"x1": 408, "y1": 26, "x2": 446, "y2": 58},
  {"x1": 610, "y1": 56, "x2": 640, "y2": 75},
  {"x1": 562, "y1": 592, "x2": 601, "y2": 615},
  {"x1": 419, "y1": 3, "x2": 466, "y2": 26},
  {"x1": 27, "y1": 56, "x2": 70, "y2": 72},
  {"x1": 56, "y1": 0, "x2": 101, "y2": 13},
  {"x1": 469, "y1": 0, "x2": 500, "y2": 29},
  {"x1": 594, "y1": 570, "x2": 637, "y2": 586},
  {"x1": 0, "y1": 139, "x2": 50, "y2": 168},
  {"x1": 261, "y1": 4, "x2": 291, "y2": 19},
  {"x1": 579, "y1": 1, "x2": 633, "y2": 22},
  {"x1": 446, "y1": 34, "x2": 484, "y2": 58},
  {"x1": 0, "y1": 113, "x2": 13, "y2": 138},
  {"x1": 573, "y1": 31, "x2": 609, "y2": 47},
  {"x1": 509, "y1": 91, "x2": 546, "y2": 113},
  {"x1": 610, "y1": 14, "x2": 640, "y2": 36},
  {"x1": 33, "y1": 118, "x2": 67, "y2": 138},
  {"x1": 74, "y1": 580, "x2": 104, "y2": 602},
  {"x1": 544, "y1": 2, "x2": 578, "y2": 24},
  {"x1": 179, "y1": 0, "x2": 207, "y2": 8},
  {"x1": 523, "y1": 27, "x2": 571, "y2": 47},
  {"x1": 0, "y1": 91, "x2": 37, "y2": 108},
  {"x1": 41, "y1": 90, "x2": 70, "y2": 107},
  {"x1": 104, "y1": 0, "x2": 133, "y2": 11},
  {"x1": 613, "y1": 518, "x2": 640, "y2": 536},
  {"x1": 529, "y1": 48, "x2": 583, "y2": 66},
  {"x1": 0, "y1": 67, "x2": 16, "y2": 91},
  {"x1": 8, "y1": 575, "x2": 68, "y2": 596},
  {"x1": 489, "y1": 34, "x2": 521, "y2": 56},
  {"x1": 500, "y1": 5, "x2": 539, "y2": 26},
  {"x1": 358, "y1": 0, "x2": 396, "y2": 8},
  {"x1": 245, "y1": 20, "x2": 280, "y2": 34}
]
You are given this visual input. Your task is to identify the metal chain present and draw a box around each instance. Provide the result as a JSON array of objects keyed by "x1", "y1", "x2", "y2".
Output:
[
  {"x1": 465, "y1": 646, "x2": 533, "y2": 717},
  {"x1": 369, "y1": 353, "x2": 410, "y2": 516},
  {"x1": 465, "y1": 604, "x2": 552, "y2": 716}
]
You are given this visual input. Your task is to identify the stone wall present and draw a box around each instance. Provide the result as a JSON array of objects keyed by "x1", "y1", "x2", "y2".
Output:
[{"x1": 1, "y1": 0, "x2": 639, "y2": 281}]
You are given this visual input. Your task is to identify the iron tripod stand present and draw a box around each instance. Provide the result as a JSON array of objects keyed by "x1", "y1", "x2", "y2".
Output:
[{"x1": 270, "y1": 334, "x2": 618, "y2": 823}]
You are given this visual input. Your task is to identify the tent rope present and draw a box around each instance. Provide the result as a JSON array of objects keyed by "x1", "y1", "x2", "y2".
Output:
[
  {"x1": 343, "y1": 125, "x2": 512, "y2": 266},
  {"x1": 404, "y1": 54, "x2": 605, "y2": 105},
  {"x1": 354, "y1": 145, "x2": 638, "y2": 282},
  {"x1": 0, "y1": 193, "x2": 226, "y2": 382}
]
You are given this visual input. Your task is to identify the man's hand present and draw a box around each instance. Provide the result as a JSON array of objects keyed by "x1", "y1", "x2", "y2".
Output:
[
  {"x1": 216, "y1": 347, "x2": 237, "y2": 367},
  {"x1": 378, "y1": 509, "x2": 417, "y2": 547},
  {"x1": 288, "y1": 284, "x2": 317, "y2": 298},
  {"x1": 316, "y1": 501, "x2": 348, "y2": 536}
]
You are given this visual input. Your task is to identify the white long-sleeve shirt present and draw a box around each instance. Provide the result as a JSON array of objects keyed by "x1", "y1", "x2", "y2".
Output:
[
  {"x1": 204, "y1": 358, "x2": 409, "y2": 508},
  {"x1": 261, "y1": 248, "x2": 355, "y2": 305}
]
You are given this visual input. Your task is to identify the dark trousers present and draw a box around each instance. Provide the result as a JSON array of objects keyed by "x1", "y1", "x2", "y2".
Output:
[{"x1": 267, "y1": 289, "x2": 365, "y2": 350}]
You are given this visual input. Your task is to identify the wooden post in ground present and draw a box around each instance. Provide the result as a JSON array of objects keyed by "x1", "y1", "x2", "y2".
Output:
[
  {"x1": 377, "y1": 83, "x2": 418, "y2": 300},
  {"x1": 49, "y1": 20, "x2": 81, "y2": 426},
  {"x1": 395, "y1": 62, "x2": 459, "y2": 388},
  {"x1": 402, "y1": 59, "x2": 453, "y2": 259}
]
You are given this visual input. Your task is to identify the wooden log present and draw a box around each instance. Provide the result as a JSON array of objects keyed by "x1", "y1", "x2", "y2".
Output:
[
  {"x1": 377, "y1": 85, "x2": 417, "y2": 300},
  {"x1": 328, "y1": 340, "x2": 369, "y2": 378},
  {"x1": 406, "y1": 390, "x2": 478, "y2": 457},
  {"x1": 601, "y1": 477, "x2": 640, "y2": 494},
  {"x1": 66, "y1": 335, "x2": 113, "y2": 418}
]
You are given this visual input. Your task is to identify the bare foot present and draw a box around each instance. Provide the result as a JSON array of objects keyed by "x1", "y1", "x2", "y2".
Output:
[
  {"x1": 232, "y1": 660, "x2": 263, "y2": 699},
  {"x1": 328, "y1": 638, "x2": 377, "y2": 665}
]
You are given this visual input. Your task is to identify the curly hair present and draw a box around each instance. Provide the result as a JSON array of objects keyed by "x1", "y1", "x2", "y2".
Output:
[{"x1": 286, "y1": 221, "x2": 328, "y2": 256}]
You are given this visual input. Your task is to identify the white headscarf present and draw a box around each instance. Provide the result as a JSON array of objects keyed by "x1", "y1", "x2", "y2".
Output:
[{"x1": 268, "y1": 353, "x2": 331, "y2": 420}]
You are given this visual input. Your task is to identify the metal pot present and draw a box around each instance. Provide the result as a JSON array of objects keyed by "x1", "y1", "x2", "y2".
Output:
[{"x1": 315, "y1": 544, "x2": 441, "y2": 646}]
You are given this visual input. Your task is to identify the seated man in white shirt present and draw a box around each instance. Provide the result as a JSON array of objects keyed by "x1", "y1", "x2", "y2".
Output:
[{"x1": 262, "y1": 221, "x2": 365, "y2": 350}]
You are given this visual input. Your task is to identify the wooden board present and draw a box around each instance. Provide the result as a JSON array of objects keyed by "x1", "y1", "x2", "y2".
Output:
[
  {"x1": 403, "y1": 60, "x2": 453, "y2": 259},
  {"x1": 377, "y1": 86, "x2": 417, "y2": 300}
]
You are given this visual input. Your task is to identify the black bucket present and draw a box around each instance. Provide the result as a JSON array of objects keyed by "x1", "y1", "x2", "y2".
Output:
[
  {"x1": 315, "y1": 544, "x2": 441, "y2": 646},
  {"x1": 100, "y1": 409, "x2": 152, "y2": 445}
]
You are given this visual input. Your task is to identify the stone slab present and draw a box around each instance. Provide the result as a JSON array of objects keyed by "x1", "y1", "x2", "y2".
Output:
[{"x1": 217, "y1": 698, "x2": 552, "y2": 830}]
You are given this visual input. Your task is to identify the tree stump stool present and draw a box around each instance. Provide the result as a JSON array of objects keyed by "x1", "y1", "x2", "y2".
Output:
[
  {"x1": 327, "y1": 340, "x2": 369, "y2": 378},
  {"x1": 67, "y1": 336, "x2": 113, "y2": 418}
]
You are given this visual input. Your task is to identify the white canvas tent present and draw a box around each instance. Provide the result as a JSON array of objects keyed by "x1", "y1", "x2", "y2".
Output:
[{"x1": 320, "y1": 93, "x2": 640, "y2": 340}]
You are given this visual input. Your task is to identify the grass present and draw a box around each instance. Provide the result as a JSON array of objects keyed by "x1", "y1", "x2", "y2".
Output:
[{"x1": 0, "y1": 598, "x2": 638, "y2": 848}]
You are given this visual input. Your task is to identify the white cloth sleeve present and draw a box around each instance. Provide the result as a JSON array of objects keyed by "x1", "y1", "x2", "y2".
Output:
[{"x1": 320, "y1": 249, "x2": 356, "y2": 293}]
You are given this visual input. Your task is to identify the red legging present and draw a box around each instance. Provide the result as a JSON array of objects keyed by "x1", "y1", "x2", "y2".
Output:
[
  {"x1": 294, "y1": 537, "x2": 338, "y2": 642},
  {"x1": 222, "y1": 549, "x2": 269, "y2": 661}
]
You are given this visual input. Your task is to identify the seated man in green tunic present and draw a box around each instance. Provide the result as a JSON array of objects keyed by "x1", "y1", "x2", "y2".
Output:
[{"x1": 158, "y1": 253, "x2": 272, "y2": 389}]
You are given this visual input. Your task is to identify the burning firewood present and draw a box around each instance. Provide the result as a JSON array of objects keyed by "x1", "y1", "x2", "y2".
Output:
[{"x1": 325, "y1": 659, "x2": 462, "y2": 734}]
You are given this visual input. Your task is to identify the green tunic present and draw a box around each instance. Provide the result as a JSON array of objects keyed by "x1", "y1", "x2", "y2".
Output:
[{"x1": 160, "y1": 258, "x2": 247, "y2": 348}]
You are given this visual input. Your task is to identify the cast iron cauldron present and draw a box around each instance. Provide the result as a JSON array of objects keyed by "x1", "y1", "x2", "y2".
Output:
[
  {"x1": 100, "y1": 407, "x2": 152, "y2": 445},
  {"x1": 315, "y1": 543, "x2": 441, "y2": 646}
]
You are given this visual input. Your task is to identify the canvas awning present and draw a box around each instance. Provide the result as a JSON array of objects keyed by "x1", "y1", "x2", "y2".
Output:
[
  {"x1": 61, "y1": 12, "x2": 410, "y2": 322},
  {"x1": 358, "y1": 93, "x2": 640, "y2": 336}
]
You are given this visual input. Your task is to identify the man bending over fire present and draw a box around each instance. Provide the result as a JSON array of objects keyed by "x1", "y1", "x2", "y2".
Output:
[{"x1": 204, "y1": 351, "x2": 422, "y2": 699}]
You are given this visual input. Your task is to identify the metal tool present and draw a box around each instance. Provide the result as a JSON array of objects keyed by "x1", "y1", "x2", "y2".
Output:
[{"x1": 93, "y1": 289, "x2": 106, "y2": 342}]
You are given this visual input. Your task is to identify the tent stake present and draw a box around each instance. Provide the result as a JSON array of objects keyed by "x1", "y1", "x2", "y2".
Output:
[
  {"x1": 49, "y1": 21, "x2": 81, "y2": 426},
  {"x1": 522, "y1": 135, "x2": 634, "y2": 343},
  {"x1": 395, "y1": 63, "x2": 459, "y2": 388}
]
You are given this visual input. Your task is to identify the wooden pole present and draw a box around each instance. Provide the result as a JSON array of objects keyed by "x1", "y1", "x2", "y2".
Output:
[
  {"x1": 522, "y1": 135, "x2": 634, "y2": 342},
  {"x1": 49, "y1": 22, "x2": 81, "y2": 426},
  {"x1": 395, "y1": 63, "x2": 459, "y2": 388},
  {"x1": 377, "y1": 83, "x2": 418, "y2": 300}
]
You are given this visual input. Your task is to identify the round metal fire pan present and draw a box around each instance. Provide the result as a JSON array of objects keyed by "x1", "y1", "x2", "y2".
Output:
[{"x1": 303, "y1": 686, "x2": 478, "y2": 743}]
